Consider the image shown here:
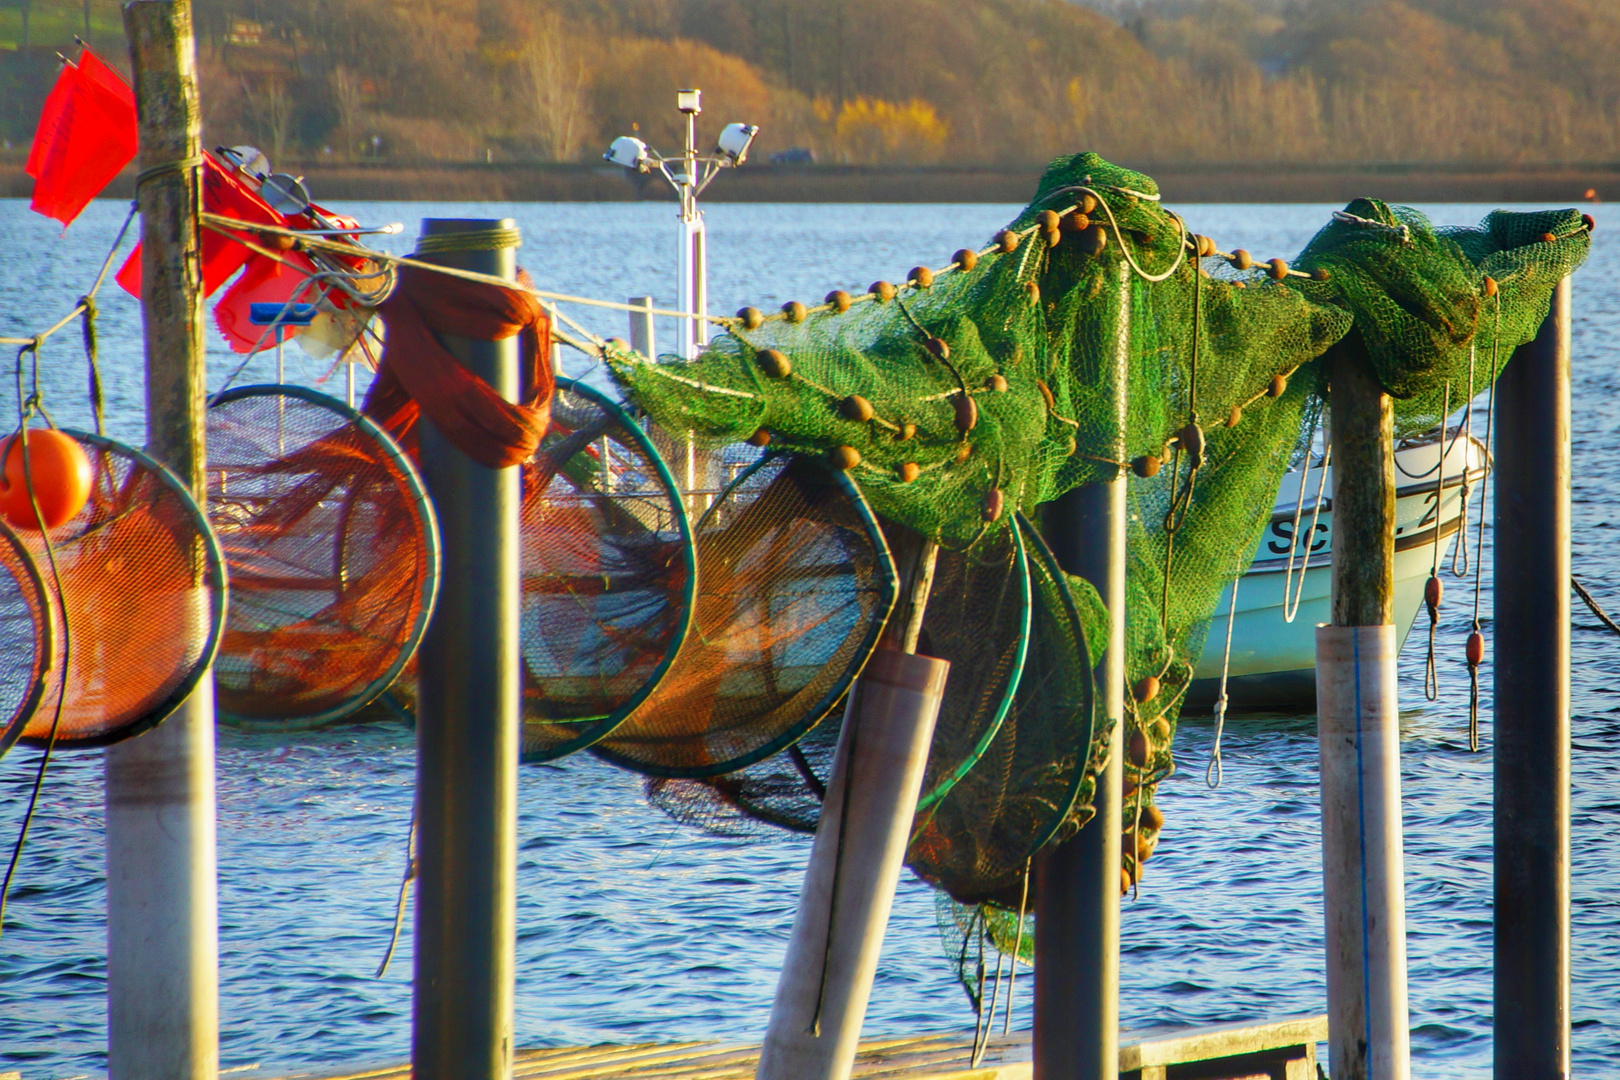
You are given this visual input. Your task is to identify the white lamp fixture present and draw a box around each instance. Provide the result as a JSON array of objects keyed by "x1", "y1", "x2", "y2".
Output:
[{"x1": 602, "y1": 91, "x2": 759, "y2": 359}]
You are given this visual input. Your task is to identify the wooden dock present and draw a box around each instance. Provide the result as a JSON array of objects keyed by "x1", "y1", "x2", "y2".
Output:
[{"x1": 271, "y1": 1015, "x2": 1326, "y2": 1080}]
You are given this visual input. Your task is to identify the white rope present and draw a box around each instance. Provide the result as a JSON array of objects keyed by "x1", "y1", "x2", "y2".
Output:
[
  {"x1": 1206, "y1": 570, "x2": 1240, "y2": 788},
  {"x1": 1282, "y1": 443, "x2": 1331, "y2": 624}
]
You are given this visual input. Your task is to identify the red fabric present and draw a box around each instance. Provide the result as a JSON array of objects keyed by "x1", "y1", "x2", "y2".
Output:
[
  {"x1": 116, "y1": 152, "x2": 289, "y2": 302},
  {"x1": 27, "y1": 49, "x2": 137, "y2": 228},
  {"x1": 212, "y1": 247, "x2": 321, "y2": 353},
  {"x1": 363, "y1": 267, "x2": 553, "y2": 469}
]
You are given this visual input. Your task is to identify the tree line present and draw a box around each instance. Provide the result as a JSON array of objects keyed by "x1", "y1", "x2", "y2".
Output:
[{"x1": 4, "y1": 0, "x2": 1620, "y2": 166}]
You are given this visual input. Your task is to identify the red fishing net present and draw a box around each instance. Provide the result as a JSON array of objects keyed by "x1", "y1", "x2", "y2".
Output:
[
  {"x1": 592, "y1": 454, "x2": 897, "y2": 779},
  {"x1": 518, "y1": 379, "x2": 695, "y2": 761},
  {"x1": 207, "y1": 385, "x2": 439, "y2": 728},
  {"x1": 14, "y1": 432, "x2": 224, "y2": 749}
]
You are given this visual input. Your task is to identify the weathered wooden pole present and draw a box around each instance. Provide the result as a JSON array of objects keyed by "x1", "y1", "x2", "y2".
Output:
[
  {"x1": 1034, "y1": 261, "x2": 1129, "y2": 1080},
  {"x1": 412, "y1": 219, "x2": 521, "y2": 1080},
  {"x1": 1493, "y1": 277, "x2": 1571, "y2": 1080},
  {"x1": 107, "y1": 3, "x2": 219, "y2": 1078},
  {"x1": 1315, "y1": 341, "x2": 1411, "y2": 1080}
]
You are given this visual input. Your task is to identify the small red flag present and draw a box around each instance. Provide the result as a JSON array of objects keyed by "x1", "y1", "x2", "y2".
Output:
[{"x1": 26, "y1": 48, "x2": 137, "y2": 228}]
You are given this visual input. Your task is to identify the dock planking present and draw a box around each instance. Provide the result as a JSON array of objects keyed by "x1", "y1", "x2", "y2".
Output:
[{"x1": 270, "y1": 1015, "x2": 1326, "y2": 1080}]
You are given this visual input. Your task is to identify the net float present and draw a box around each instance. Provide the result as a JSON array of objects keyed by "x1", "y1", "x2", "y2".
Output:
[
  {"x1": 1038, "y1": 209, "x2": 1061, "y2": 233},
  {"x1": 1229, "y1": 249, "x2": 1253, "y2": 270},
  {"x1": 1036, "y1": 379, "x2": 1056, "y2": 410},
  {"x1": 825, "y1": 289, "x2": 852, "y2": 312},
  {"x1": 1178, "y1": 422, "x2": 1206, "y2": 467},
  {"x1": 737, "y1": 306, "x2": 764, "y2": 329},
  {"x1": 1483, "y1": 276, "x2": 1498, "y2": 297},
  {"x1": 746, "y1": 428, "x2": 771, "y2": 447},
  {"x1": 898, "y1": 461, "x2": 920, "y2": 483},
  {"x1": 1540, "y1": 232, "x2": 1557, "y2": 243},
  {"x1": 953, "y1": 248, "x2": 978, "y2": 271},
  {"x1": 0, "y1": 428, "x2": 93, "y2": 532},
  {"x1": 1194, "y1": 234, "x2": 1215, "y2": 257},
  {"x1": 756, "y1": 349, "x2": 792, "y2": 379},
  {"x1": 1148, "y1": 716, "x2": 1171, "y2": 746},
  {"x1": 925, "y1": 336, "x2": 951, "y2": 360},
  {"x1": 1062, "y1": 212, "x2": 1090, "y2": 233},
  {"x1": 896, "y1": 422, "x2": 917, "y2": 441},
  {"x1": 1583, "y1": 213, "x2": 1596, "y2": 231},
  {"x1": 841, "y1": 394, "x2": 874, "y2": 422},
  {"x1": 953, "y1": 395, "x2": 978, "y2": 434},
  {"x1": 954, "y1": 442, "x2": 974, "y2": 463},
  {"x1": 1043, "y1": 227, "x2": 1062, "y2": 249},
  {"x1": 987, "y1": 374, "x2": 1009, "y2": 393},
  {"x1": 1079, "y1": 193, "x2": 1098, "y2": 214},
  {"x1": 1127, "y1": 728, "x2": 1150, "y2": 766},
  {"x1": 1132, "y1": 675, "x2": 1160, "y2": 704},
  {"x1": 1132, "y1": 454, "x2": 1161, "y2": 478},
  {"x1": 829, "y1": 445, "x2": 861, "y2": 471},
  {"x1": 1312, "y1": 267, "x2": 1331, "y2": 281},
  {"x1": 994, "y1": 230, "x2": 1019, "y2": 254},
  {"x1": 1120, "y1": 867, "x2": 1133, "y2": 895},
  {"x1": 1267, "y1": 258, "x2": 1289, "y2": 280},
  {"x1": 782, "y1": 300, "x2": 807, "y2": 322},
  {"x1": 1425, "y1": 574, "x2": 1443, "y2": 610},
  {"x1": 870, "y1": 280, "x2": 896, "y2": 301},
  {"x1": 982, "y1": 488, "x2": 1004, "y2": 522},
  {"x1": 1467, "y1": 630, "x2": 1485, "y2": 666},
  {"x1": 910, "y1": 266, "x2": 934, "y2": 288},
  {"x1": 1024, "y1": 281, "x2": 1041, "y2": 303},
  {"x1": 1141, "y1": 804, "x2": 1165, "y2": 831},
  {"x1": 1269, "y1": 373, "x2": 1288, "y2": 398},
  {"x1": 1227, "y1": 405, "x2": 1243, "y2": 428},
  {"x1": 1079, "y1": 225, "x2": 1108, "y2": 256}
]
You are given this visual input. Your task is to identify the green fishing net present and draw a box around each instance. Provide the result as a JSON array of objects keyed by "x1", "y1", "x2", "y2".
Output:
[{"x1": 602, "y1": 150, "x2": 1590, "y2": 973}]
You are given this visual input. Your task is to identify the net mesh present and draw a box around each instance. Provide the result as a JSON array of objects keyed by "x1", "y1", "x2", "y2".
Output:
[
  {"x1": 602, "y1": 151, "x2": 1591, "y2": 971},
  {"x1": 518, "y1": 379, "x2": 695, "y2": 761},
  {"x1": 208, "y1": 385, "x2": 438, "y2": 728},
  {"x1": 591, "y1": 454, "x2": 896, "y2": 778},
  {"x1": 0, "y1": 518, "x2": 52, "y2": 758},
  {"x1": 16, "y1": 431, "x2": 224, "y2": 749}
]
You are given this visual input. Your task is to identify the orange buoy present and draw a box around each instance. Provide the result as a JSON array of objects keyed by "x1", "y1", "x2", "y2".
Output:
[
  {"x1": 1466, "y1": 630, "x2": 1485, "y2": 666},
  {"x1": 898, "y1": 462, "x2": 920, "y2": 483},
  {"x1": 825, "y1": 289, "x2": 852, "y2": 313},
  {"x1": 782, "y1": 300, "x2": 807, "y2": 323},
  {"x1": 0, "y1": 428, "x2": 93, "y2": 531},
  {"x1": 925, "y1": 337, "x2": 951, "y2": 360},
  {"x1": 994, "y1": 230, "x2": 1019, "y2": 254},
  {"x1": 910, "y1": 266, "x2": 934, "y2": 288},
  {"x1": 747, "y1": 428, "x2": 772, "y2": 447},
  {"x1": 1132, "y1": 454, "x2": 1161, "y2": 478},
  {"x1": 870, "y1": 280, "x2": 896, "y2": 302},
  {"x1": 1132, "y1": 675, "x2": 1160, "y2": 704},
  {"x1": 982, "y1": 488, "x2": 1005, "y2": 522}
]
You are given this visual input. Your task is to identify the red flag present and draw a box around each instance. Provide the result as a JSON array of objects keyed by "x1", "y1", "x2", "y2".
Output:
[{"x1": 27, "y1": 49, "x2": 136, "y2": 228}]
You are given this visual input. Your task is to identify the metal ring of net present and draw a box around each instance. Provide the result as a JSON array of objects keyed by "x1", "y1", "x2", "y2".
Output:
[
  {"x1": 207, "y1": 384, "x2": 440, "y2": 729},
  {"x1": 0, "y1": 517, "x2": 54, "y2": 759},
  {"x1": 13, "y1": 431, "x2": 226, "y2": 749},
  {"x1": 518, "y1": 377, "x2": 696, "y2": 762},
  {"x1": 906, "y1": 514, "x2": 1096, "y2": 907},
  {"x1": 592, "y1": 452, "x2": 897, "y2": 779}
]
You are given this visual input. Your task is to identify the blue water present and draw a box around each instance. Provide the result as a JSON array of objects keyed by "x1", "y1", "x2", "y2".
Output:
[{"x1": 3, "y1": 196, "x2": 1619, "y2": 1079}]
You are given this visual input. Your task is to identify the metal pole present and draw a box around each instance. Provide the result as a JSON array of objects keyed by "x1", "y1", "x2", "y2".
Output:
[
  {"x1": 108, "y1": 4, "x2": 219, "y2": 1078},
  {"x1": 411, "y1": 218, "x2": 521, "y2": 1080},
  {"x1": 628, "y1": 295, "x2": 655, "y2": 358},
  {"x1": 693, "y1": 215, "x2": 708, "y2": 350},
  {"x1": 1493, "y1": 277, "x2": 1571, "y2": 1080},
  {"x1": 1316, "y1": 339, "x2": 1411, "y2": 1080},
  {"x1": 1034, "y1": 261, "x2": 1129, "y2": 1080}
]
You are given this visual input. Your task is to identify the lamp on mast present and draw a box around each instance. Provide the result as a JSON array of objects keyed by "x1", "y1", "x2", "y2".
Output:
[{"x1": 605, "y1": 90, "x2": 758, "y2": 359}]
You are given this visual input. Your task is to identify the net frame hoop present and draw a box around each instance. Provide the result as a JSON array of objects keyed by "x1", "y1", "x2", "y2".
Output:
[
  {"x1": 0, "y1": 515, "x2": 54, "y2": 759},
  {"x1": 17, "y1": 430, "x2": 229, "y2": 749},
  {"x1": 1013, "y1": 513, "x2": 1097, "y2": 858},
  {"x1": 913, "y1": 521, "x2": 1032, "y2": 815},
  {"x1": 590, "y1": 450, "x2": 898, "y2": 779},
  {"x1": 520, "y1": 377, "x2": 698, "y2": 762},
  {"x1": 207, "y1": 383, "x2": 442, "y2": 729}
]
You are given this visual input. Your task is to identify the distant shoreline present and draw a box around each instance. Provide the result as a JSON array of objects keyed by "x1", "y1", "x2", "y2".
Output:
[{"x1": 3, "y1": 160, "x2": 1613, "y2": 205}]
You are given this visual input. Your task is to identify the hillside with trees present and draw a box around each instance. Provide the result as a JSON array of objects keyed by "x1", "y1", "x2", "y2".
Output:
[{"x1": 4, "y1": 0, "x2": 1620, "y2": 167}]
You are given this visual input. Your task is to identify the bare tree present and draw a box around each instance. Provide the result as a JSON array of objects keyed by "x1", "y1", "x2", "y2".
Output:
[
  {"x1": 240, "y1": 77, "x2": 296, "y2": 161},
  {"x1": 520, "y1": 14, "x2": 590, "y2": 161},
  {"x1": 330, "y1": 66, "x2": 364, "y2": 162}
]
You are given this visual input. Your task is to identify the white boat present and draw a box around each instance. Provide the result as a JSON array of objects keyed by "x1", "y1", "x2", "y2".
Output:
[{"x1": 1187, "y1": 429, "x2": 1490, "y2": 708}]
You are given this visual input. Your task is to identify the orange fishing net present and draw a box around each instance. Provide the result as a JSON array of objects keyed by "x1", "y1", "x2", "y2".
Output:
[
  {"x1": 208, "y1": 385, "x2": 438, "y2": 728},
  {"x1": 592, "y1": 454, "x2": 897, "y2": 778},
  {"x1": 0, "y1": 519, "x2": 52, "y2": 757},
  {"x1": 519, "y1": 379, "x2": 695, "y2": 761},
  {"x1": 15, "y1": 431, "x2": 224, "y2": 748}
]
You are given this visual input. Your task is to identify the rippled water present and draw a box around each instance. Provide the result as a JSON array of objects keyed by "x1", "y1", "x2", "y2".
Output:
[{"x1": 2, "y1": 196, "x2": 1618, "y2": 1079}]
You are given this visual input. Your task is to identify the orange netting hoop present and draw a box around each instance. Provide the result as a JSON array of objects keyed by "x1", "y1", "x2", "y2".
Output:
[{"x1": 0, "y1": 516, "x2": 53, "y2": 759}]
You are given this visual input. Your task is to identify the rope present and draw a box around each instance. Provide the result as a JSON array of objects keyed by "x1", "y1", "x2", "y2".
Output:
[
  {"x1": 1451, "y1": 346, "x2": 1478, "y2": 577},
  {"x1": 414, "y1": 226, "x2": 522, "y2": 254},
  {"x1": 374, "y1": 807, "x2": 417, "y2": 978},
  {"x1": 1282, "y1": 441, "x2": 1331, "y2": 624},
  {"x1": 1573, "y1": 577, "x2": 1620, "y2": 635},
  {"x1": 1207, "y1": 570, "x2": 1240, "y2": 788},
  {"x1": 134, "y1": 154, "x2": 204, "y2": 190},
  {"x1": 1423, "y1": 382, "x2": 1451, "y2": 702},
  {"x1": 1465, "y1": 295, "x2": 1501, "y2": 752},
  {"x1": 809, "y1": 692, "x2": 860, "y2": 1037},
  {"x1": 1003, "y1": 860, "x2": 1030, "y2": 1035}
]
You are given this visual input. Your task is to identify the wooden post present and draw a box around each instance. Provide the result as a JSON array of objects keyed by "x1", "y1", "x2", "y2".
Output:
[
  {"x1": 1493, "y1": 277, "x2": 1571, "y2": 1080},
  {"x1": 1034, "y1": 260, "x2": 1130, "y2": 1080},
  {"x1": 412, "y1": 220, "x2": 522, "y2": 1080},
  {"x1": 1315, "y1": 340, "x2": 1411, "y2": 1080},
  {"x1": 106, "y1": 3, "x2": 219, "y2": 1078}
]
